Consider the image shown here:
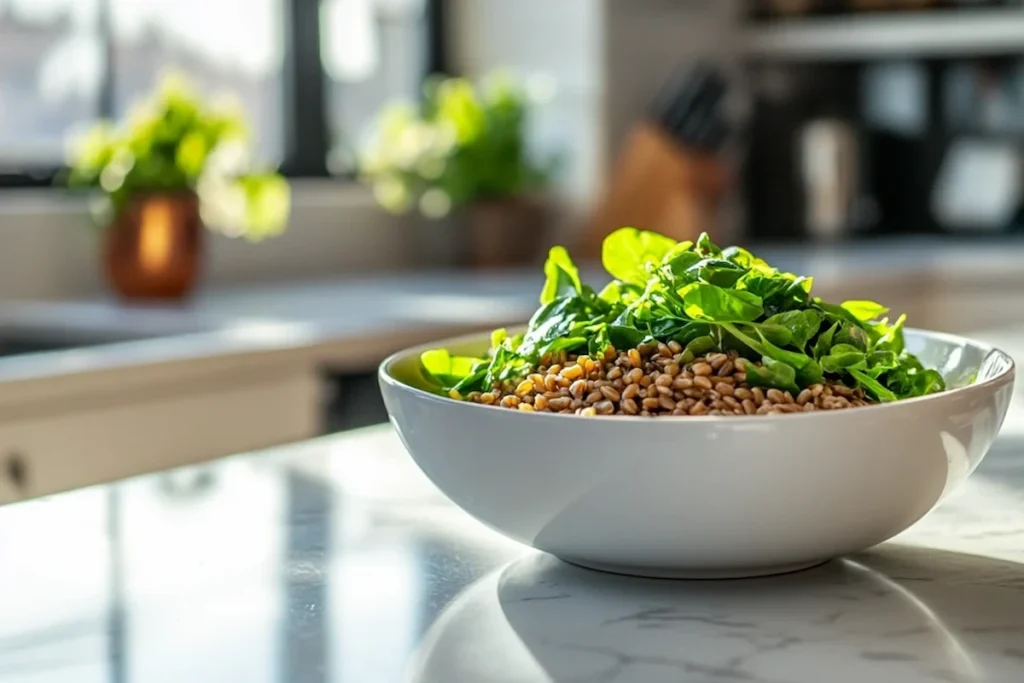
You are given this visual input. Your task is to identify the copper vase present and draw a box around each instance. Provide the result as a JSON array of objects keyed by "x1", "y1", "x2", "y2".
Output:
[{"x1": 104, "y1": 192, "x2": 203, "y2": 300}]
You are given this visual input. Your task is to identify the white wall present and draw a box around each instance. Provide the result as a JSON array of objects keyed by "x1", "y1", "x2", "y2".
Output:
[
  {"x1": 449, "y1": 0, "x2": 605, "y2": 206},
  {"x1": 0, "y1": 184, "x2": 419, "y2": 300}
]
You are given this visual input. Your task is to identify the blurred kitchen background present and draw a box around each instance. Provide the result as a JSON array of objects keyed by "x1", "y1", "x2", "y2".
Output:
[{"x1": 2, "y1": 0, "x2": 1024, "y2": 498}]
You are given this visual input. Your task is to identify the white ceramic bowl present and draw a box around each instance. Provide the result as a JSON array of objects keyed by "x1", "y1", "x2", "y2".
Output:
[{"x1": 379, "y1": 329, "x2": 1015, "y2": 579}]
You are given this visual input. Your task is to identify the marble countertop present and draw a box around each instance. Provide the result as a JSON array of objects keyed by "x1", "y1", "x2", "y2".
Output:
[{"x1": 5, "y1": 387, "x2": 1024, "y2": 683}]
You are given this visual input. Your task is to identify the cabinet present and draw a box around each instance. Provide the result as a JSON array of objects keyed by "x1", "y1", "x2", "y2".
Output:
[{"x1": 0, "y1": 351, "x2": 321, "y2": 503}]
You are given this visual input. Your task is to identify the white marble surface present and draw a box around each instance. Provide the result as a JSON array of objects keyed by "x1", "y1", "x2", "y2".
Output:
[
  {"x1": 403, "y1": 413, "x2": 1024, "y2": 683},
  {"x1": 3, "y1": 412, "x2": 1024, "y2": 682}
]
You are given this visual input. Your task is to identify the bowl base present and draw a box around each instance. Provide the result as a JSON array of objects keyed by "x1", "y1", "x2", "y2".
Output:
[{"x1": 559, "y1": 556, "x2": 831, "y2": 580}]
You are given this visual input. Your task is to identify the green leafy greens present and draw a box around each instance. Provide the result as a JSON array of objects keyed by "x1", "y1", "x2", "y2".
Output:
[{"x1": 424, "y1": 228, "x2": 945, "y2": 403}]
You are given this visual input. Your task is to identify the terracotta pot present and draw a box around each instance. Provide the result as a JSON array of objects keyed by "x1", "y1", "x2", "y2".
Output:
[
  {"x1": 104, "y1": 192, "x2": 203, "y2": 300},
  {"x1": 465, "y1": 197, "x2": 553, "y2": 269}
]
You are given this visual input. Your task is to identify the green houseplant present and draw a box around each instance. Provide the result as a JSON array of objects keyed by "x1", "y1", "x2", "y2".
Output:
[
  {"x1": 359, "y1": 71, "x2": 558, "y2": 268},
  {"x1": 65, "y1": 72, "x2": 290, "y2": 300}
]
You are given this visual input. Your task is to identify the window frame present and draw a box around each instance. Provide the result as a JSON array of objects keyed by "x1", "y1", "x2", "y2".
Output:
[{"x1": 0, "y1": 0, "x2": 449, "y2": 188}]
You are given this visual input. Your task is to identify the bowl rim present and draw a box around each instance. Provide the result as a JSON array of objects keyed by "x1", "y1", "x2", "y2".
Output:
[{"x1": 379, "y1": 326, "x2": 1016, "y2": 424}]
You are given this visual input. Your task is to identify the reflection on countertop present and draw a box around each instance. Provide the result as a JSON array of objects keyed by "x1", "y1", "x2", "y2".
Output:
[{"x1": 3, "y1": 418, "x2": 1024, "y2": 683}]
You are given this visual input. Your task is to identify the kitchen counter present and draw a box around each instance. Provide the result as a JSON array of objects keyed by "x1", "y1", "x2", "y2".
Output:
[
  {"x1": 4, "y1": 235, "x2": 1024, "y2": 381},
  {"x1": 6, "y1": 375, "x2": 1024, "y2": 683},
  {"x1": 3, "y1": 236, "x2": 1024, "y2": 502}
]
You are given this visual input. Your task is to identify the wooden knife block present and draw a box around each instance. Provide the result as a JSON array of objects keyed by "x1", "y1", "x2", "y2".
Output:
[{"x1": 582, "y1": 124, "x2": 728, "y2": 258}]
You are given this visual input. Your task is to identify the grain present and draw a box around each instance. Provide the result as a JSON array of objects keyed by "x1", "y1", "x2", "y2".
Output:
[{"x1": 464, "y1": 345, "x2": 876, "y2": 417}]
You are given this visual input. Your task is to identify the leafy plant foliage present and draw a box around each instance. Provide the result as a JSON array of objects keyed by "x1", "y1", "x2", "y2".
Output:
[
  {"x1": 423, "y1": 228, "x2": 946, "y2": 403},
  {"x1": 359, "y1": 71, "x2": 558, "y2": 219},
  {"x1": 65, "y1": 72, "x2": 290, "y2": 241}
]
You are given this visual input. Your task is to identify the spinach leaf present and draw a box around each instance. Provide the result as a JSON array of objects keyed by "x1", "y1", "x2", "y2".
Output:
[
  {"x1": 814, "y1": 298, "x2": 861, "y2": 326},
  {"x1": 602, "y1": 227, "x2": 677, "y2": 285},
  {"x1": 662, "y1": 243, "x2": 702, "y2": 277},
  {"x1": 763, "y1": 309, "x2": 821, "y2": 350},
  {"x1": 756, "y1": 330, "x2": 814, "y2": 370},
  {"x1": 833, "y1": 323, "x2": 870, "y2": 352},
  {"x1": 746, "y1": 357, "x2": 799, "y2": 394},
  {"x1": 797, "y1": 358, "x2": 824, "y2": 386},
  {"x1": 540, "y1": 246, "x2": 582, "y2": 304},
  {"x1": 598, "y1": 280, "x2": 623, "y2": 304},
  {"x1": 685, "y1": 335, "x2": 718, "y2": 357},
  {"x1": 421, "y1": 349, "x2": 488, "y2": 393},
  {"x1": 688, "y1": 258, "x2": 747, "y2": 288},
  {"x1": 820, "y1": 344, "x2": 868, "y2": 373},
  {"x1": 739, "y1": 271, "x2": 812, "y2": 315},
  {"x1": 841, "y1": 300, "x2": 890, "y2": 323},
  {"x1": 757, "y1": 323, "x2": 793, "y2": 348},
  {"x1": 812, "y1": 321, "x2": 839, "y2": 360},
  {"x1": 607, "y1": 324, "x2": 646, "y2": 350},
  {"x1": 587, "y1": 325, "x2": 612, "y2": 358},
  {"x1": 679, "y1": 283, "x2": 763, "y2": 322},
  {"x1": 696, "y1": 232, "x2": 723, "y2": 258},
  {"x1": 876, "y1": 313, "x2": 907, "y2": 355},
  {"x1": 849, "y1": 369, "x2": 898, "y2": 403},
  {"x1": 913, "y1": 369, "x2": 946, "y2": 396},
  {"x1": 722, "y1": 245, "x2": 771, "y2": 272}
]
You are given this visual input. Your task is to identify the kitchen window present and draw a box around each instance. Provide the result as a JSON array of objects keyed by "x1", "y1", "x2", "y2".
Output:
[{"x1": 0, "y1": 0, "x2": 446, "y2": 186}]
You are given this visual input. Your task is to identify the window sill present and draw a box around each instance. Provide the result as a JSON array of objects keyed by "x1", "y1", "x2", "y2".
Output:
[{"x1": 0, "y1": 179, "x2": 378, "y2": 218}]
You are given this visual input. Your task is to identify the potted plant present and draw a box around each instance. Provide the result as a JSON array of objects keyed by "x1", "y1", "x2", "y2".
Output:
[
  {"x1": 359, "y1": 71, "x2": 558, "y2": 268},
  {"x1": 65, "y1": 72, "x2": 290, "y2": 300}
]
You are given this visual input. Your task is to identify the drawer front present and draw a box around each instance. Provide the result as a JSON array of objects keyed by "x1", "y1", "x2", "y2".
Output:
[{"x1": 0, "y1": 370, "x2": 322, "y2": 503}]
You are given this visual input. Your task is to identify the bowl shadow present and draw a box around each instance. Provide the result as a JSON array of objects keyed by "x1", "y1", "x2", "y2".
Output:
[{"x1": 406, "y1": 545, "x2": 1024, "y2": 683}]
